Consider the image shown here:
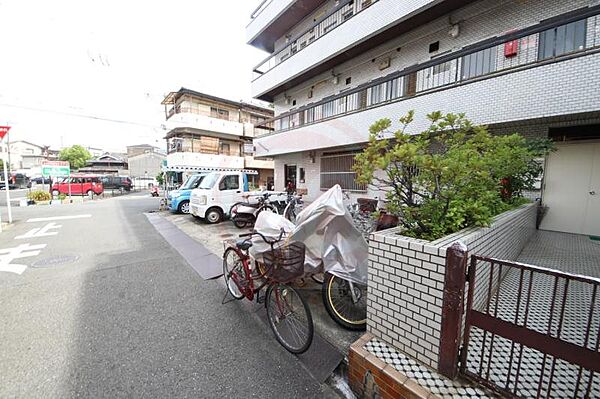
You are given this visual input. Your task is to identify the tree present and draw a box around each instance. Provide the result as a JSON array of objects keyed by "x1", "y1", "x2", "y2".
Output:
[
  {"x1": 354, "y1": 111, "x2": 552, "y2": 240},
  {"x1": 155, "y1": 172, "x2": 164, "y2": 185},
  {"x1": 58, "y1": 145, "x2": 92, "y2": 170}
]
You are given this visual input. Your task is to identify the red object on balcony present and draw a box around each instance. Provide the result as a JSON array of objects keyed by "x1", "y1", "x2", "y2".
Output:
[{"x1": 504, "y1": 39, "x2": 519, "y2": 57}]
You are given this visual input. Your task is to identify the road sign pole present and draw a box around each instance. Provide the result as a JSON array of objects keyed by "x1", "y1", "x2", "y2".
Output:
[
  {"x1": 1, "y1": 136, "x2": 12, "y2": 224},
  {"x1": 68, "y1": 170, "x2": 71, "y2": 203}
]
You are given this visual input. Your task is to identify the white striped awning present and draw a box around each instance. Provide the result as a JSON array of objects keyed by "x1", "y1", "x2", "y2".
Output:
[{"x1": 161, "y1": 165, "x2": 258, "y2": 175}]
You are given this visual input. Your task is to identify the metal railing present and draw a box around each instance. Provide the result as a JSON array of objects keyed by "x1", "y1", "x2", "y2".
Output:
[
  {"x1": 256, "y1": 10, "x2": 600, "y2": 137},
  {"x1": 252, "y1": 0, "x2": 378, "y2": 78},
  {"x1": 460, "y1": 255, "x2": 600, "y2": 398}
]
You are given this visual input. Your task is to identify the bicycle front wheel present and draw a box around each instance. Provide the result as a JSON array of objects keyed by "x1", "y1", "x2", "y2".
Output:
[
  {"x1": 266, "y1": 284, "x2": 313, "y2": 354},
  {"x1": 223, "y1": 248, "x2": 246, "y2": 300},
  {"x1": 284, "y1": 203, "x2": 297, "y2": 223}
]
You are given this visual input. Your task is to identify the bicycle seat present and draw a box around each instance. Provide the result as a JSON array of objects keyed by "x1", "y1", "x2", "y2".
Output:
[{"x1": 236, "y1": 240, "x2": 253, "y2": 251}]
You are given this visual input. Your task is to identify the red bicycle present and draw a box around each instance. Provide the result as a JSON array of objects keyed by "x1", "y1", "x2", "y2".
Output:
[{"x1": 222, "y1": 229, "x2": 314, "y2": 354}]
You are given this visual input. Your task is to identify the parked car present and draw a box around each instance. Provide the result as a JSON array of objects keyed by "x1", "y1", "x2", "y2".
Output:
[
  {"x1": 31, "y1": 176, "x2": 52, "y2": 184},
  {"x1": 167, "y1": 173, "x2": 207, "y2": 214},
  {"x1": 51, "y1": 175, "x2": 103, "y2": 196},
  {"x1": 100, "y1": 175, "x2": 132, "y2": 191},
  {"x1": 190, "y1": 171, "x2": 285, "y2": 223},
  {"x1": 0, "y1": 173, "x2": 31, "y2": 189}
]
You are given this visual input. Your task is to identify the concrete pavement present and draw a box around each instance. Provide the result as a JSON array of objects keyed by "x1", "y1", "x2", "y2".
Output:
[{"x1": 0, "y1": 194, "x2": 340, "y2": 398}]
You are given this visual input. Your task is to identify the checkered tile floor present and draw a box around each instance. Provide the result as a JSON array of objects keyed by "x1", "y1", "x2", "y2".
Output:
[
  {"x1": 364, "y1": 339, "x2": 491, "y2": 398},
  {"x1": 463, "y1": 231, "x2": 600, "y2": 397},
  {"x1": 365, "y1": 231, "x2": 599, "y2": 398},
  {"x1": 517, "y1": 230, "x2": 600, "y2": 278}
]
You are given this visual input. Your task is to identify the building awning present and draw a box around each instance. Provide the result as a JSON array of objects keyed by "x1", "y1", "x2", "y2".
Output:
[{"x1": 161, "y1": 165, "x2": 258, "y2": 174}]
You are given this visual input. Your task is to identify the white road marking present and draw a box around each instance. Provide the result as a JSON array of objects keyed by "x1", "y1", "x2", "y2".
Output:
[
  {"x1": 0, "y1": 243, "x2": 47, "y2": 275},
  {"x1": 26, "y1": 214, "x2": 92, "y2": 223},
  {"x1": 15, "y1": 222, "x2": 62, "y2": 240}
]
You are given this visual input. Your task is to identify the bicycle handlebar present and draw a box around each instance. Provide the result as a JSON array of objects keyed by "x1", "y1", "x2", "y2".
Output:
[{"x1": 239, "y1": 228, "x2": 285, "y2": 244}]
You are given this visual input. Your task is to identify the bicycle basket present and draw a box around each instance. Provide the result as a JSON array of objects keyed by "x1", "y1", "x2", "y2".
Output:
[{"x1": 262, "y1": 242, "x2": 306, "y2": 283}]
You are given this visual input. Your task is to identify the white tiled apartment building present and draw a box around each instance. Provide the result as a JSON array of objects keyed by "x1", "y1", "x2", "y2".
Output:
[{"x1": 248, "y1": 0, "x2": 600, "y2": 236}]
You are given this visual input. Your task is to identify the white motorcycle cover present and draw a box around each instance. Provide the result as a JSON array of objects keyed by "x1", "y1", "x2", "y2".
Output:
[{"x1": 251, "y1": 185, "x2": 368, "y2": 285}]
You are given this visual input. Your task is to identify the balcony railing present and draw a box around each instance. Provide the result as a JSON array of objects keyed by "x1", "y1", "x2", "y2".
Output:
[
  {"x1": 256, "y1": 9, "x2": 600, "y2": 136},
  {"x1": 252, "y1": 0, "x2": 379, "y2": 79}
]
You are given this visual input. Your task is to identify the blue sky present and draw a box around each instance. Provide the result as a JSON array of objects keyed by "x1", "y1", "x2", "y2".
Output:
[{"x1": 0, "y1": 0, "x2": 268, "y2": 152}]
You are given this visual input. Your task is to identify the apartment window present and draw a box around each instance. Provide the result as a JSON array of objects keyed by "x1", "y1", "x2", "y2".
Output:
[
  {"x1": 461, "y1": 46, "x2": 498, "y2": 80},
  {"x1": 538, "y1": 19, "x2": 586, "y2": 60},
  {"x1": 322, "y1": 100, "x2": 335, "y2": 118},
  {"x1": 320, "y1": 152, "x2": 366, "y2": 191},
  {"x1": 220, "y1": 142, "x2": 230, "y2": 155},
  {"x1": 210, "y1": 107, "x2": 230, "y2": 120}
]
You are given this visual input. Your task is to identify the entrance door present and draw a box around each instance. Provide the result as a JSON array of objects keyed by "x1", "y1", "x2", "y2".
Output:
[
  {"x1": 540, "y1": 142, "x2": 600, "y2": 235},
  {"x1": 284, "y1": 164, "x2": 297, "y2": 191}
]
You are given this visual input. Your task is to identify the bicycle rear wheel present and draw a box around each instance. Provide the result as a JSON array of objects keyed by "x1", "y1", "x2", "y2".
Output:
[
  {"x1": 265, "y1": 284, "x2": 313, "y2": 354},
  {"x1": 322, "y1": 273, "x2": 367, "y2": 330},
  {"x1": 223, "y1": 248, "x2": 246, "y2": 299}
]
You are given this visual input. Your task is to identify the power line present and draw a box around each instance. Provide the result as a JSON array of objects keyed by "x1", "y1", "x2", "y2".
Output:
[{"x1": 0, "y1": 102, "x2": 163, "y2": 130}]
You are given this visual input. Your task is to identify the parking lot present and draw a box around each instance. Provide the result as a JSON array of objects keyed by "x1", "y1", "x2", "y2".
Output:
[{"x1": 160, "y1": 210, "x2": 364, "y2": 354}]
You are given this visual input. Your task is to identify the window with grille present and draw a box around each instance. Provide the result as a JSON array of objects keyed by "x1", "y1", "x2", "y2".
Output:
[
  {"x1": 461, "y1": 46, "x2": 498, "y2": 80},
  {"x1": 320, "y1": 152, "x2": 366, "y2": 191},
  {"x1": 538, "y1": 19, "x2": 586, "y2": 60}
]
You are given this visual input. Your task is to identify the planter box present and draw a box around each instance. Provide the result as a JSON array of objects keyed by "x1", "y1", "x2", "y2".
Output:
[
  {"x1": 366, "y1": 202, "x2": 538, "y2": 369},
  {"x1": 50, "y1": 200, "x2": 62, "y2": 205},
  {"x1": 35, "y1": 200, "x2": 51, "y2": 206}
]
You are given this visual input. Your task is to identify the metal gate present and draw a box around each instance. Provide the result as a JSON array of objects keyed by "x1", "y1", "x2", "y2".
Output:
[{"x1": 459, "y1": 255, "x2": 600, "y2": 398}]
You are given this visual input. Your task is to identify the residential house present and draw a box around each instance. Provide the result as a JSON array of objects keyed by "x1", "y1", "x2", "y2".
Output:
[
  {"x1": 248, "y1": 0, "x2": 600, "y2": 237},
  {"x1": 79, "y1": 152, "x2": 128, "y2": 175},
  {"x1": 127, "y1": 144, "x2": 166, "y2": 188},
  {"x1": 7, "y1": 140, "x2": 45, "y2": 171},
  {"x1": 161, "y1": 88, "x2": 275, "y2": 189}
]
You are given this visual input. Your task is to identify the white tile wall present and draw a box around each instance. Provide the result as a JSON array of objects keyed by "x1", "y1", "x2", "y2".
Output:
[
  {"x1": 270, "y1": 0, "x2": 595, "y2": 114},
  {"x1": 367, "y1": 202, "x2": 537, "y2": 369}
]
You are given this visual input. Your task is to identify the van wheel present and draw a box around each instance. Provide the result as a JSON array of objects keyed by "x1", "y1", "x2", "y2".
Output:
[
  {"x1": 178, "y1": 200, "x2": 190, "y2": 214},
  {"x1": 86, "y1": 190, "x2": 93, "y2": 197},
  {"x1": 205, "y1": 207, "x2": 222, "y2": 224},
  {"x1": 52, "y1": 190, "x2": 60, "y2": 196}
]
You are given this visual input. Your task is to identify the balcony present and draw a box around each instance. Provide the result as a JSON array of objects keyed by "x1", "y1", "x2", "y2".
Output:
[
  {"x1": 165, "y1": 108, "x2": 244, "y2": 137},
  {"x1": 166, "y1": 151, "x2": 244, "y2": 170},
  {"x1": 254, "y1": 11, "x2": 600, "y2": 156},
  {"x1": 251, "y1": 0, "x2": 473, "y2": 101},
  {"x1": 247, "y1": 0, "x2": 328, "y2": 52},
  {"x1": 244, "y1": 156, "x2": 274, "y2": 169}
]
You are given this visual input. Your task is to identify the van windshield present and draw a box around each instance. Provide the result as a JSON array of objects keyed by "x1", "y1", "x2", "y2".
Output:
[
  {"x1": 181, "y1": 174, "x2": 205, "y2": 190},
  {"x1": 198, "y1": 172, "x2": 220, "y2": 189}
]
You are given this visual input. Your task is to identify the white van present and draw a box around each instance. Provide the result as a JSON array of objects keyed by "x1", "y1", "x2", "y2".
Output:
[{"x1": 189, "y1": 171, "x2": 253, "y2": 223}]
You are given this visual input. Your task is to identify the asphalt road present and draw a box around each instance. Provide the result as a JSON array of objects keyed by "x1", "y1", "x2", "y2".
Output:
[
  {"x1": 0, "y1": 188, "x2": 29, "y2": 207},
  {"x1": 0, "y1": 194, "x2": 338, "y2": 398}
]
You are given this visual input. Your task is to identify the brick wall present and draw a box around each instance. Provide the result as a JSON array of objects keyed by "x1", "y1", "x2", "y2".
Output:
[{"x1": 366, "y1": 202, "x2": 537, "y2": 369}]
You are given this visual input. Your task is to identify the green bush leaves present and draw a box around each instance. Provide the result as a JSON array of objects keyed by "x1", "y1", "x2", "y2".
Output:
[{"x1": 354, "y1": 112, "x2": 552, "y2": 240}]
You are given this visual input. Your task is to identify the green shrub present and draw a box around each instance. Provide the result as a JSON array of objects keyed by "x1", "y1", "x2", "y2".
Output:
[
  {"x1": 27, "y1": 190, "x2": 52, "y2": 202},
  {"x1": 354, "y1": 111, "x2": 553, "y2": 240}
]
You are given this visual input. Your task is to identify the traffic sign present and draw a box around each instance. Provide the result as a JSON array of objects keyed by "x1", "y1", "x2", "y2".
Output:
[
  {"x1": 41, "y1": 160, "x2": 70, "y2": 176},
  {"x1": 0, "y1": 126, "x2": 10, "y2": 140}
]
